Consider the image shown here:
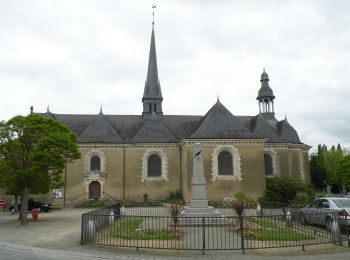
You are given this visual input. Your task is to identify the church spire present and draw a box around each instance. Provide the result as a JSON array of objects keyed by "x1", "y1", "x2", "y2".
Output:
[{"x1": 142, "y1": 6, "x2": 163, "y2": 116}]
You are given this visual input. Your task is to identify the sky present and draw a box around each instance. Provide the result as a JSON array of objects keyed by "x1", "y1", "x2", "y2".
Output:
[{"x1": 0, "y1": 0, "x2": 349, "y2": 151}]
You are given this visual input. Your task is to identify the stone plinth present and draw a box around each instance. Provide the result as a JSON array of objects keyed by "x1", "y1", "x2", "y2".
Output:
[{"x1": 180, "y1": 143, "x2": 224, "y2": 220}]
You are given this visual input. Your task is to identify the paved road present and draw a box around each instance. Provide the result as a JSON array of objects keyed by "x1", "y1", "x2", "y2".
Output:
[
  {"x1": 1, "y1": 241, "x2": 350, "y2": 260},
  {"x1": 1, "y1": 209, "x2": 350, "y2": 260}
]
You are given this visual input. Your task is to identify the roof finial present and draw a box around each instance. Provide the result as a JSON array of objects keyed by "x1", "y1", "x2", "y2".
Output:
[
  {"x1": 152, "y1": 4, "x2": 156, "y2": 30},
  {"x1": 46, "y1": 104, "x2": 50, "y2": 113},
  {"x1": 263, "y1": 68, "x2": 265, "y2": 73},
  {"x1": 99, "y1": 105, "x2": 103, "y2": 115},
  {"x1": 217, "y1": 93, "x2": 220, "y2": 102}
]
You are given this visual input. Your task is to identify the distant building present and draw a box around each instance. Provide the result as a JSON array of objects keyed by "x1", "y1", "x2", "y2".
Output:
[{"x1": 38, "y1": 22, "x2": 310, "y2": 206}]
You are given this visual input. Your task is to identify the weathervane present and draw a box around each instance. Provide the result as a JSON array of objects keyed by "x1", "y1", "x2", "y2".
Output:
[{"x1": 152, "y1": 4, "x2": 156, "y2": 27}]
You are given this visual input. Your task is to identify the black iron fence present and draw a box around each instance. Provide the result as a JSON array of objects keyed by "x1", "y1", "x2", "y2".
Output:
[{"x1": 81, "y1": 203, "x2": 350, "y2": 253}]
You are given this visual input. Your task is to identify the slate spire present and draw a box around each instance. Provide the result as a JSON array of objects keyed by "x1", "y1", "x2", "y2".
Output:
[{"x1": 142, "y1": 20, "x2": 163, "y2": 115}]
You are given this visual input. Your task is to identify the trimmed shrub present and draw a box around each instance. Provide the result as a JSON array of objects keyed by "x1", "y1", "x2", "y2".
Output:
[{"x1": 260, "y1": 176, "x2": 310, "y2": 205}]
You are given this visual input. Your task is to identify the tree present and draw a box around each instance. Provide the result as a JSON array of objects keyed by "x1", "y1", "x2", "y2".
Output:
[
  {"x1": 324, "y1": 144, "x2": 344, "y2": 190},
  {"x1": 0, "y1": 115, "x2": 80, "y2": 224},
  {"x1": 309, "y1": 144, "x2": 347, "y2": 193},
  {"x1": 309, "y1": 152, "x2": 328, "y2": 191},
  {"x1": 336, "y1": 155, "x2": 350, "y2": 194}
]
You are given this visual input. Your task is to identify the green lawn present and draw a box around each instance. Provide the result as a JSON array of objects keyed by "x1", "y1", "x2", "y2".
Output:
[
  {"x1": 111, "y1": 218, "x2": 182, "y2": 240},
  {"x1": 248, "y1": 218, "x2": 314, "y2": 241}
]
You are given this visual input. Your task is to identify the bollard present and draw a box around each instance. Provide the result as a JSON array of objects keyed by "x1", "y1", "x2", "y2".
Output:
[
  {"x1": 331, "y1": 218, "x2": 342, "y2": 246},
  {"x1": 109, "y1": 209, "x2": 115, "y2": 225},
  {"x1": 256, "y1": 203, "x2": 262, "y2": 217},
  {"x1": 121, "y1": 205, "x2": 125, "y2": 217},
  {"x1": 32, "y1": 208, "x2": 39, "y2": 221},
  {"x1": 286, "y1": 210, "x2": 293, "y2": 228},
  {"x1": 87, "y1": 219, "x2": 96, "y2": 242}
]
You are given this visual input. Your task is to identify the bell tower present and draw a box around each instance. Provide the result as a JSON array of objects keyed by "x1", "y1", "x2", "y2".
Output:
[{"x1": 257, "y1": 69, "x2": 275, "y2": 118}]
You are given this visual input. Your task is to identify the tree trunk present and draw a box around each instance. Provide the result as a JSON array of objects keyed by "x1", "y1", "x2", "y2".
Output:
[
  {"x1": 17, "y1": 195, "x2": 22, "y2": 221},
  {"x1": 14, "y1": 195, "x2": 19, "y2": 214},
  {"x1": 20, "y1": 187, "x2": 29, "y2": 225}
]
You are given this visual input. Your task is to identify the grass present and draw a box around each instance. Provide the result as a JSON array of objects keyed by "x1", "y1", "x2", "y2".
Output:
[
  {"x1": 248, "y1": 218, "x2": 314, "y2": 241},
  {"x1": 111, "y1": 218, "x2": 183, "y2": 240}
]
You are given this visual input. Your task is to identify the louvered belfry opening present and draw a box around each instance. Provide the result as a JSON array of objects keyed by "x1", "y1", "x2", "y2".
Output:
[
  {"x1": 218, "y1": 151, "x2": 233, "y2": 175},
  {"x1": 264, "y1": 153, "x2": 273, "y2": 176},
  {"x1": 148, "y1": 154, "x2": 161, "y2": 177},
  {"x1": 90, "y1": 156, "x2": 101, "y2": 171}
]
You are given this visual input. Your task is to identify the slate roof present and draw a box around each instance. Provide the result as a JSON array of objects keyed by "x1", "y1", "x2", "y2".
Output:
[
  {"x1": 131, "y1": 115, "x2": 177, "y2": 143},
  {"x1": 78, "y1": 112, "x2": 123, "y2": 143},
  {"x1": 38, "y1": 101, "x2": 303, "y2": 144},
  {"x1": 142, "y1": 28, "x2": 162, "y2": 101},
  {"x1": 250, "y1": 114, "x2": 281, "y2": 143},
  {"x1": 257, "y1": 70, "x2": 275, "y2": 100},
  {"x1": 276, "y1": 119, "x2": 301, "y2": 144},
  {"x1": 189, "y1": 101, "x2": 258, "y2": 139}
]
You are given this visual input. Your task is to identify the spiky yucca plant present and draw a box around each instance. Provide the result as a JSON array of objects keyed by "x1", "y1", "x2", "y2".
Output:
[{"x1": 168, "y1": 203, "x2": 184, "y2": 228}]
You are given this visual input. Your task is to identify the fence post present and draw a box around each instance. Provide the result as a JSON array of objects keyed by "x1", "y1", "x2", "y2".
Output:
[
  {"x1": 347, "y1": 215, "x2": 350, "y2": 248},
  {"x1": 331, "y1": 213, "x2": 342, "y2": 246},
  {"x1": 202, "y1": 217, "x2": 205, "y2": 255},
  {"x1": 80, "y1": 214, "x2": 84, "y2": 245},
  {"x1": 240, "y1": 216, "x2": 245, "y2": 254}
]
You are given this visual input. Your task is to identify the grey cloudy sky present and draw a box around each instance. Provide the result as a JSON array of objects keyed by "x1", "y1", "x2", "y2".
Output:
[{"x1": 0, "y1": 0, "x2": 349, "y2": 151}]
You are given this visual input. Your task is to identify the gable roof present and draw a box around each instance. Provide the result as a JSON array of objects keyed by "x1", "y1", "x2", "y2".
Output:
[
  {"x1": 78, "y1": 112, "x2": 122, "y2": 143},
  {"x1": 37, "y1": 105, "x2": 303, "y2": 144},
  {"x1": 189, "y1": 101, "x2": 258, "y2": 139},
  {"x1": 131, "y1": 115, "x2": 177, "y2": 143},
  {"x1": 250, "y1": 114, "x2": 280, "y2": 143},
  {"x1": 277, "y1": 119, "x2": 301, "y2": 144}
]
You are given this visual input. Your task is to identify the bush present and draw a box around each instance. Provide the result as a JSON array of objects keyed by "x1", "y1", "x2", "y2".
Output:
[
  {"x1": 166, "y1": 191, "x2": 184, "y2": 204},
  {"x1": 75, "y1": 198, "x2": 116, "y2": 208},
  {"x1": 260, "y1": 176, "x2": 310, "y2": 205}
]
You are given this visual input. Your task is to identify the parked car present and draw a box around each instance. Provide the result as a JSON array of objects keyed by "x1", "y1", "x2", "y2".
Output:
[
  {"x1": 299, "y1": 197, "x2": 350, "y2": 230},
  {"x1": 9, "y1": 198, "x2": 53, "y2": 214}
]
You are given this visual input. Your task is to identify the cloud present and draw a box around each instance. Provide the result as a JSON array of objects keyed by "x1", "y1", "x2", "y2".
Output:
[{"x1": 0, "y1": 0, "x2": 349, "y2": 151}]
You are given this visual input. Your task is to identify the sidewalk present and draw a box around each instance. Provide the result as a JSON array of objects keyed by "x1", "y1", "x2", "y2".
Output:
[{"x1": 0, "y1": 209, "x2": 349, "y2": 259}]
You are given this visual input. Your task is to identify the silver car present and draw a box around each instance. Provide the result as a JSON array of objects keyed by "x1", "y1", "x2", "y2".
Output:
[{"x1": 299, "y1": 197, "x2": 350, "y2": 230}]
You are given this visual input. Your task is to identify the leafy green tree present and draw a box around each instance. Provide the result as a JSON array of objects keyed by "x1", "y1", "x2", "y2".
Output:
[
  {"x1": 336, "y1": 155, "x2": 350, "y2": 194},
  {"x1": 0, "y1": 115, "x2": 80, "y2": 224},
  {"x1": 324, "y1": 144, "x2": 344, "y2": 189},
  {"x1": 309, "y1": 152, "x2": 328, "y2": 191},
  {"x1": 310, "y1": 144, "x2": 347, "y2": 193}
]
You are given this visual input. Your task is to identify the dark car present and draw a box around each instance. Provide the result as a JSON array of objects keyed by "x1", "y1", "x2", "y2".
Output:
[{"x1": 9, "y1": 198, "x2": 53, "y2": 214}]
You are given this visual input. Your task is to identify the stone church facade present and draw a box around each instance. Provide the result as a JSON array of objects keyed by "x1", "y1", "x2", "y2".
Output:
[{"x1": 39, "y1": 24, "x2": 310, "y2": 207}]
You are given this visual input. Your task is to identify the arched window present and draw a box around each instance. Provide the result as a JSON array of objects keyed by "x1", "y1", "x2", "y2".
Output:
[
  {"x1": 148, "y1": 154, "x2": 161, "y2": 177},
  {"x1": 264, "y1": 153, "x2": 273, "y2": 176},
  {"x1": 218, "y1": 151, "x2": 233, "y2": 175},
  {"x1": 90, "y1": 156, "x2": 101, "y2": 171}
]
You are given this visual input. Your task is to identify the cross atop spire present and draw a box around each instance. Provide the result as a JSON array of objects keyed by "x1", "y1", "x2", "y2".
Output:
[{"x1": 152, "y1": 4, "x2": 156, "y2": 29}]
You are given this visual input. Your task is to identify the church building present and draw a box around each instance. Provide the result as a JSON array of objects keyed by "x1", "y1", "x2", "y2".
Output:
[{"x1": 38, "y1": 22, "x2": 310, "y2": 207}]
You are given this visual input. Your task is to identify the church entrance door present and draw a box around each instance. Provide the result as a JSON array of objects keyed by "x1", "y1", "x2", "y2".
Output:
[{"x1": 89, "y1": 181, "x2": 101, "y2": 199}]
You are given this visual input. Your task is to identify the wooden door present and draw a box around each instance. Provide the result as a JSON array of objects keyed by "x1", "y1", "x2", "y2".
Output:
[{"x1": 89, "y1": 181, "x2": 101, "y2": 199}]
